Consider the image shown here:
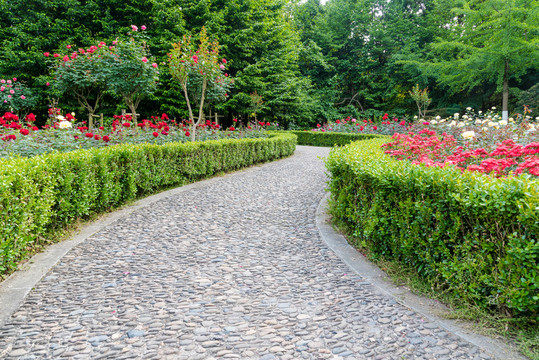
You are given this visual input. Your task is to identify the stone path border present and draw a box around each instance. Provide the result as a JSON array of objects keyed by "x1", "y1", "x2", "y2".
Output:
[{"x1": 316, "y1": 194, "x2": 525, "y2": 360}]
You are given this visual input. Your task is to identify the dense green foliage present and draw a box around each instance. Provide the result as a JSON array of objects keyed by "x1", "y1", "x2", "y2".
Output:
[
  {"x1": 326, "y1": 138, "x2": 538, "y2": 320},
  {"x1": 0, "y1": 132, "x2": 296, "y2": 277},
  {"x1": 283, "y1": 130, "x2": 384, "y2": 147},
  {"x1": 0, "y1": 0, "x2": 537, "y2": 127}
]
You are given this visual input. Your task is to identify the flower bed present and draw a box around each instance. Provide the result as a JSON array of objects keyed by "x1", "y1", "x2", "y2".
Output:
[
  {"x1": 0, "y1": 112, "x2": 270, "y2": 158},
  {"x1": 0, "y1": 132, "x2": 296, "y2": 277},
  {"x1": 326, "y1": 138, "x2": 538, "y2": 321},
  {"x1": 382, "y1": 129, "x2": 539, "y2": 177}
]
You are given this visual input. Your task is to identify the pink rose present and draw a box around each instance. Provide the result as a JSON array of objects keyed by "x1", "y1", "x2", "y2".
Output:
[
  {"x1": 142, "y1": 57, "x2": 148, "y2": 63},
  {"x1": 67, "y1": 45, "x2": 71, "y2": 49},
  {"x1": 20, "y1": 95, "x2": 25, "y2": 100},
  {"x1": 9, "y1": 89, "x2": 14, "y2": 94},
  {"x1": 0, "y1": 86, "x2": 4, "y2": 91},
  {"x1": 44, "y1": 52, "x2": 50, "y2": 57},
  {"x1": 220, "y1": 64, "x2": 225, "y2": 70},
  {"x1": 141, "y1": 25, "x2": 146, "y2": 30},
  {"x1": 152, "y1": 63, "x2": 158, "y2": 68},
  {"x1": 46, "y1": 82, "x2": 50, "y2": 86},
  {"x1": 131, "y1": 25, "x2": 138, "y2": 31}
]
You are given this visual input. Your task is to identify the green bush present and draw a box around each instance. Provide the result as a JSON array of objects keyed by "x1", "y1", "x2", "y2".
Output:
[
  {"x1": 281, "y1": 130, "x2": 383, "y2": 147},
  {"x1": 326, "y1": 138, "x2": 538, "y2": 321},
  {"x1": 0, "y1": 133, "x2": 296, "y2": 276}
]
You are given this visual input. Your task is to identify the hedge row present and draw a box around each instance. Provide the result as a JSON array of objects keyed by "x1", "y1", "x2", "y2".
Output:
[
  {"x1": 326, "y1": 138, "x2": 538, "y2": 321},
  {"x1": 0, "y1": 133, "x2": 297, "y2": 276},
  {"x1": 283, "y1": 130, "x2": 382, "y2": 147}
]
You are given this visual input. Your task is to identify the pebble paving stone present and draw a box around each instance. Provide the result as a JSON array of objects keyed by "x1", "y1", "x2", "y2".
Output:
[{"x1": 0, "y1": 146, "x2": 495, "y2": 359}]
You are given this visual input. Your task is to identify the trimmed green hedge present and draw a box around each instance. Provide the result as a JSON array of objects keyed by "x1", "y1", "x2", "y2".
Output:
[
  {"x1": 0, "y1": 133, "x2": 296, "y2": 276},
  {"x1": 281, "y1": 130, "x2": 383, "y2": 147},
  {"x1": 326, "y1": 138, "x2": 538, "y2": 321}
]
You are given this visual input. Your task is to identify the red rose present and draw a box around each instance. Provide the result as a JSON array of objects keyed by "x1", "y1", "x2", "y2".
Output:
[
  {"x1": 185, "y1": 131, "x2": 190, "y2": 137},
  {"x1": 152, "y1": 131, "x2": 159, "y2": 137},
  {"x1": 20, "y1": 128, "x2": 29, "y2": 135},
  {"x1": 103, "y1": 135, "x2": 110, "y2": 142},
  {"x1": 94, "y1": 134, "x2": 101, "y2": 140},
  {"x1": 229, "y1": 126, "x2": 235, "y2": 131},
  {"x1": 123, "y1": 122, "x2": 131, "y2": 128},
  {"x1": 85, "y1": 132, "x2": 93, "y2": 138}
]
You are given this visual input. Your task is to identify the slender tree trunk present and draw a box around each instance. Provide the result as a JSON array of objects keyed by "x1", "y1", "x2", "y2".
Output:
[
  {"x1": 502, "y1": 59, "x2": 509, "y2": 121},
  {"x1": 127, "y1": 97, "x2": 138, "y2": 123},
  {"x1": 194, "y1": 78, "x2": 208, "y2": 142},
  {"x1": 181, "y1": 83, "x2": 195, "y2": 140}
]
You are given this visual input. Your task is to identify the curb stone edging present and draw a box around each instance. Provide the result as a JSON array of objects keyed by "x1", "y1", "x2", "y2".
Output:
[{"x1": 315, "y1": 192, "x2": 526, "y2": 360}]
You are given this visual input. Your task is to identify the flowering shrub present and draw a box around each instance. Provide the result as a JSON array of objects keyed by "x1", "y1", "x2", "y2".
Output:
[
  {"x1": 382, "y1": 130, "x2": 539, "y2": 177},
  {"x1": 0, "y1": 78, "x2": 37, "y2": 116},
  {"x1": 0, "y1": 112, "x2": 267, "y2": 158}
]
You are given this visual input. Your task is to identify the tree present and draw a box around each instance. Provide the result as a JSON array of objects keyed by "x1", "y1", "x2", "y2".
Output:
[
  {"x1": 422, "y1": 0, "x2": 539, "y2": 120},
  {"x1": 168, "y1": 27, "x2": 230, "y2": 140},
  {"x1": 107, "y1": 27, "x2": 159, "y2": 123},
  {"x1": 47, "y1": 43, "x2": 115, "y2": 126}
]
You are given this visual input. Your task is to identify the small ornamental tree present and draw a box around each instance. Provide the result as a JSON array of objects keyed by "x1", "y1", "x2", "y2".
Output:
[
  {"x1": 0, "y1": 78, "x2": 38, "y2": 118},
  {"x1": 409, "y1": 84, "x2": 432, "y2": 120},
  {"x1": 46, "y1": 43, "x2": 115, "y2": 126},
  {"x1": 168, "y1": 27, "x2": 231, "y2": 141},
  {"x1": 108, "y1": 26, "x2": 159, "y2": 123}
]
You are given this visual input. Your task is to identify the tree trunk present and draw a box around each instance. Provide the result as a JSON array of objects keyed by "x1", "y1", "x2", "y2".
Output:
[
  {"x1": 194, "y1": 78, "x2": 208, "y2": 142},
  {"x1": 127, "y1": 98, "x2": 138, "y2": 123},
  {"x1": 502, "y1": 59, "x2": 509, "y2": 121},
  {"x1": 181, "y1": 83, "x2": 195, "y2": 141}
]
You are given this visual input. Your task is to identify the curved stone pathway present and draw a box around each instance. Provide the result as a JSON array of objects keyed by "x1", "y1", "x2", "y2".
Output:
[{"x1": 0, "y1": 146, "x2": 506, "y2": 359}]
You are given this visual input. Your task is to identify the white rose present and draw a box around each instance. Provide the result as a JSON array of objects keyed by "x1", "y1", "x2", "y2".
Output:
[
  {"x1": 463, "y1": 115, "x2": 468, "y2": 120},
  {"x1": 482, "y1": 127, "x2": 488, "y2": 131},
  {"x1": 499, "y1": 120, "x2": 508, "y2": 126},
  {"x1": 457, "y1": 122, "x2": 465, "y2": 127},
  {"x1": 488, "y1": 121, "x2": 496, "y2": 127},
  {"x1": 492, "y1": 106, "x2": 496, "y2": 110},
  {"x1": 430, "y1": 120, "x2": 437, "y2": 124},
  {"x1": 454, "y1": 113, "x2": 460, "y2": 119},
  {"x1": 449, "y1": 120, "x2": 456, "y2": 127},
  {"x1": 435, "y1": 115, "x2": 441, "y2": 120},
  {"x1": 59, "y1": 121, "x2": 72, "y2": 129},
  {"x1": 461, "y1": 131, "x2": 475, "y2": 139},
  {"x1": 478, "y1": 111, "x2": 482, "y2": 115},
  {"x1": 56, "y1": 115, "x2": 65, "y2": 121},
  {"x1": 466, "y1": 107, "x2": 472, "y2": 111},
  {"x1": 475, "y1": 119, "x2": 482, "y2": 124}
]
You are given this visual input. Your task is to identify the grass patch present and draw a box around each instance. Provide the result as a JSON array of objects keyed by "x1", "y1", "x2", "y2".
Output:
[{"x1": 329, "y1": 207, "x2": 539, "y2": 360}]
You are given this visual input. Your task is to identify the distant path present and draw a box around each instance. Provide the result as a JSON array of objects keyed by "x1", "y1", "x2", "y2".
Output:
[{"x1": 0, "y1": 146, "x2": 505, "y2": 359}]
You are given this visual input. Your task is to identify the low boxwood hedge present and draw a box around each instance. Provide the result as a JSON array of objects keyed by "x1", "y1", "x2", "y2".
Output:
[
  {"x1": 326, "y1": 137, "x2": 538, "y2": 321},
  {"x1": 283, "y1": 130, "x2": 383, "y2": 147},
  {"x1": 0, "y1": 133, "x2": 296, "y2": 276}
]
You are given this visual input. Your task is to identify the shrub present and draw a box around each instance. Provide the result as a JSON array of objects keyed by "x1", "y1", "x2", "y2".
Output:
[
  {"x1": 326, "y1": 138, "x2": 538, "y2": 321},
  {"x1": 0, "y1": 132, "x2": 296, "y2": 276},
  {"x1": 284, "y1": 130, "x2": 383, "y2": 147}
]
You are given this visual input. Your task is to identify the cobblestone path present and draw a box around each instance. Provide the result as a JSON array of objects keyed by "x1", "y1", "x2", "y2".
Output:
[{"x1": 0, "y1": 146, "x2": 496, "y2": 359}]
